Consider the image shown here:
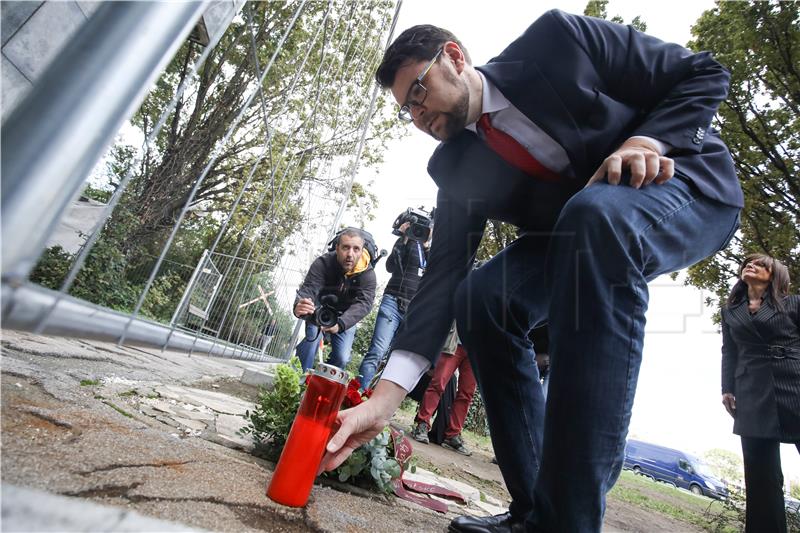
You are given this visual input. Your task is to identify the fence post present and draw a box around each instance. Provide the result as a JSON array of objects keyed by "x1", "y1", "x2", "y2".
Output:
[{"x1": 170, "y1": 249, "x2": 209, "y2": 328}]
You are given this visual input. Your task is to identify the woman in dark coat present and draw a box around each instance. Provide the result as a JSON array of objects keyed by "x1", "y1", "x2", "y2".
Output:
[{"x1": 721, "y1": 253, "x2": 800, "y2": 532}]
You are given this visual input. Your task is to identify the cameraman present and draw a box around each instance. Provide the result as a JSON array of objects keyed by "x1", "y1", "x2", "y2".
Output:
[
  {"x1": 294, "y1": 228, "x2": 377, "y2": 371},
  {"x1": 357, "y1": 217, "x2": 431, "y2": 389}
]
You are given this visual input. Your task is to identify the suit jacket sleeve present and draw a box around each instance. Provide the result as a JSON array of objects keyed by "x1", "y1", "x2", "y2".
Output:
[
  {"x1": 338, "y1": 269, "x2": 377, "y2": 331},
  {"x1": 389, "y1": 189, "x2": 485, "y2": 364},
  {"x1": 294, "y1": 256, "x2": 326, "y2": 316},
  {"x1": 720, "y1": 308, "x2": 738, "y2": 394},
  {"x1": 540, "y1": 10, "x2": 730, "y2": 153}
]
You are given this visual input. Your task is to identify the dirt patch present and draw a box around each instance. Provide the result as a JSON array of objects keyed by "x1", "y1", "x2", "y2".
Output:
[
  {"x1": 1, "y1": 370, "x2": 451, "y2": 532},
  {"x1": 190, "y1": 377, "x2": 262, "y2": 403},
  {"x1": 1, "y1": 377, "x2": 82, "y2": 445}
]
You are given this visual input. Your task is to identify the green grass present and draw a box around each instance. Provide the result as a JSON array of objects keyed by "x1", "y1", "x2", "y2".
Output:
[
  {"x1": 398, "y1": 397, "x2": 417, "y2": 415},
  {"x1": 79, "y1": 379, "x2": 100, "y2": 386},
  {"x1": 610, "y1": 470, "x2": 740, "y2": 532},
  {"x1": 102, "y1": 401, "x2": 133, "y2": 418},
  {"x1": 462, "y1": 428, "x2": 492, "y2": 449},
  {"x1": 414, "y1": 456, "x2": 442, "y2": 475},
  {"x1": 118, "y1": 389, "x2": 138, "y2": 397}
]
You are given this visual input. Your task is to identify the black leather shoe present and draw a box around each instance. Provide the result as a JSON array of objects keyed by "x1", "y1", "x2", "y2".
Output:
[{"x1": 448, "y1": 512, "x2": 526, "y2": 532}]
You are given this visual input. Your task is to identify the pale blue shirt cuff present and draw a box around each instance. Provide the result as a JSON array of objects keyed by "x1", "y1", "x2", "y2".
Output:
[
  {"x1": 380, "y1": 349, "x2": 431, "y2": 393},
  {"x1": 629, "y1": 135, "x2": 672, "y2": 156}
]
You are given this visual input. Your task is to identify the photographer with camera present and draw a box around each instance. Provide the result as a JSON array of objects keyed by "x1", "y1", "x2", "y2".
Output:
[
  {"x1": 357, "y1": 208, "x2": 433, "y2": 390},
  {"x1": 294, "y1": 228, "x2": 377, "y2": 371}
]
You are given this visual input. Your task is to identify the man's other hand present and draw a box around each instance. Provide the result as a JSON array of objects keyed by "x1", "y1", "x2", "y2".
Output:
[
  {"x1": 320, "y1": 380, "x2": 407, "y2": 472},
  {"x1": 399, "y1": 221, "x2": 411, "y2": 243},
  {"x1": 585, "y1": 137, "x2": 674, "y2": 189},
  {"x1": 321, "y1": 324, "x2": 340, "y2": 335},
  {"x1": 294, "y1": 298, "x2": 315, "y2": 318},
  {"x1": 722, "y1": 393, "x2": 736, "y2": 418}
]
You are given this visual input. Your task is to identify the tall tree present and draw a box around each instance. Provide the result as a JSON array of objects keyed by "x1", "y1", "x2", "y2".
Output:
[
  {"x1": 33, "y1": 0, "x2": 401, "y2": 328},
  {"x1": 703, "y1": 448, "x2": 744, "y2": 483},
  {"x1": 584, "y1": 0, "x2": 647, "y2": 32},
  {"x1": 686, "y1": 1, "x2": 799, "y2": 309},
  {"x1": 111, "y1": 0, "x2": 399, "y2": 258},
  {"x1": 476, "y1": 220, "x2": 518, "y2": 261}
]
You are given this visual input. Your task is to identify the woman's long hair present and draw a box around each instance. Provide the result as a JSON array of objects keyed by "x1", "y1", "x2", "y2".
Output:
[{"x1": 726, "y1": 253, "x2": 791, "y2": 311}]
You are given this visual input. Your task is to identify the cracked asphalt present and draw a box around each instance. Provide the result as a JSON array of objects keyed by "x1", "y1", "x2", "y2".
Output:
[{"x1": 1, "y1": 330, "x2": 452, "y2": 532}]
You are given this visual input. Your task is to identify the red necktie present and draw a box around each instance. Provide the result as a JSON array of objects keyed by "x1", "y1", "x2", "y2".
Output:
[{"x1": 477, "y1": 113, "x2": 562, "y2": 183}]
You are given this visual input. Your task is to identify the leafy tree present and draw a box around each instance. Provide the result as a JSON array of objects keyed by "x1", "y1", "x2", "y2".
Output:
[
  {"x1": 477, "y1": 220, "x2": 518, "y2": 261},
  {"x1": 685, "y1": 1, "x2": 799, "y2": 310},
  {"x1": 33, "y1": 0, "x2": 401, "y2": 337},
  {"x1": 584, "y1": 0, "x2": 647, "y2": 32},
  {"x1": 464, "y1": 389, "x2": 489, "y2": 436},
  {"x1": 702, "y1": 448, "x2": 743, "y2": 483},
  {"x1": 111, "y1": 0, "x2": 399, "y2": 255}
]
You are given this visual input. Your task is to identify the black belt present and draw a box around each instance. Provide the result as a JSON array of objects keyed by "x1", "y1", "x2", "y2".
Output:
[
  {"x1": 766, "y1": 345, "x2": 800, "y2": 359},
  {"x1": 743, "y1": 344, "x2": 800, "y2": 360}
]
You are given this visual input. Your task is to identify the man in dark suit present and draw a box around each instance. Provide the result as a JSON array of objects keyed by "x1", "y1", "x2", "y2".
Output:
[{"x1": 322, "y1": 10, "x2": 743, "y2": 532}]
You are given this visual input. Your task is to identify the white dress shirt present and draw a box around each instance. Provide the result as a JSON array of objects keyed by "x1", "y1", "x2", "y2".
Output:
[{"x1": 381, "y1": 71, "x2": 669, "y2": 392}]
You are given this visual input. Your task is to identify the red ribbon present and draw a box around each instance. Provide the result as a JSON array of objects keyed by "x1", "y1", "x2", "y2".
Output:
[{"x1": 389, "y1": 427, "x2": 467, "y2": 512}]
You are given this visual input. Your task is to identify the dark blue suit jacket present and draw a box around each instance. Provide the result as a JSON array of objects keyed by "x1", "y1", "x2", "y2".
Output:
[{"x1": 391, "y1": 10, "x2": 743, "y2": 364}]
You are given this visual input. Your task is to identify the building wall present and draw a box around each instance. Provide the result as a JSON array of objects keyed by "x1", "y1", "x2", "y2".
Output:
[
  {"x1": 2, "y1": 0, "x2": 244, "y2": 252},
  {"x1": 1, "y1": 1, "x2": 242, "y2": 122},
  {"x1": 1, "y1": 1, "x2": 100, "y2": 121}
]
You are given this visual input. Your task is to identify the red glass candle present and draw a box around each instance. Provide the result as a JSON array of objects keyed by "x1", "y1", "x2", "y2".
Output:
[{"x1": 267, "y1": 363, "x2": 347, "y2": 507}]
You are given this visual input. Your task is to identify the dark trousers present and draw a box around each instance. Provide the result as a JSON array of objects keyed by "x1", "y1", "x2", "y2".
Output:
[
  {"x1": 741, "y1": 437, "x2": 800, "y2": 533},
  {"x1": 454, "y1": 178, "x2": 740, "y2": 531}
]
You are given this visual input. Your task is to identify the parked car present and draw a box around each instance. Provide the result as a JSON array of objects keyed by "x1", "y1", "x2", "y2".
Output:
[
  {"x1": 623, "y1": 439, "x2": 729, "y2": 500},
  {"x1": 786, "y1": 496, "x2": 800, "y2": 514}
]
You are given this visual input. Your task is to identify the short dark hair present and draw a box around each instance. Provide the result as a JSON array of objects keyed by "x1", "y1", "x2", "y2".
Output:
[
  {"x1": 375, "y1": 24, "x2": 470, "y2": 88},
  {"x1": 337, "y1": 228, "x2": 365, "y2": 245}
]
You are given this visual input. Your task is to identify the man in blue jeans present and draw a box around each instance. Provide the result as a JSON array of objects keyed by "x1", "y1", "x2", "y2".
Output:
[
  {"x1": 294, "y1": 228, "x2": 377, "y2": 371},
  {"x1": 358, "y1": 221, "x2": 430, "y2": 389},
  {"x1": 321, "y1": 11, "x2": 742, "y2": 532}
]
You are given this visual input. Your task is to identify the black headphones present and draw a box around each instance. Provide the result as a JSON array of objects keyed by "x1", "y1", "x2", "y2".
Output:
[{"x1": 327, "y1": 227, "x2": 363, "y2": 250}]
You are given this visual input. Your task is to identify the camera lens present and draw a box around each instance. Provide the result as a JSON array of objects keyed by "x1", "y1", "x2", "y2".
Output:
[{"x1": 316, "y1": 307, "x2": 338, "y2": 328}]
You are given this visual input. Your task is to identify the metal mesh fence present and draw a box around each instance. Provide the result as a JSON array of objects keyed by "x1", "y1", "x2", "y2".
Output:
[{"x1": 4, "y1": 0, "x2": 402, "y2": 361}]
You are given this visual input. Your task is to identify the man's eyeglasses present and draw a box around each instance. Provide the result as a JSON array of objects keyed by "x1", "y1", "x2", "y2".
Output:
[{"x1": 397, "y1": 48, "x2": 443, "y2": 123}]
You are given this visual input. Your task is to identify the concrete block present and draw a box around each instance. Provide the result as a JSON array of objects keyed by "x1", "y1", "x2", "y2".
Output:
[
  {"x1": 214, "y1": 413, "x2": 252, "y2": 449},
  {"x1": 240, "y1": 367, "x2": 276, "y2": 388},
  {"x1": 2, "y1": 1, "x2": 86, "y2": 81},
  {"x1": 1, "y1": 53, "x2": 31, "y2": 120},
  {"x1": 1, "y1": 1, "x2": 42, "y2": 46},
  {"x1": 153, "y1": 384, "x2": 253, "y2": 416}
]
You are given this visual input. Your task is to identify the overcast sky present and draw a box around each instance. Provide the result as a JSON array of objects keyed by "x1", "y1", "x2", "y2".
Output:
[{"x1": 341, "y1": 0, "x2": 800, "y2": 481}]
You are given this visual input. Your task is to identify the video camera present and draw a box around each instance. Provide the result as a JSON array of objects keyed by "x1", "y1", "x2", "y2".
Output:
[
  {"x1": 313, "y1": 294, "x2": 341, "y2": 328},
  {"x1": 392, "y1": 207, "x2": 434, "y2": 242}
]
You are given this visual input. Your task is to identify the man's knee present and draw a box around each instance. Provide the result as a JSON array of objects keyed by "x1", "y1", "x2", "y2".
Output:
[
  {"x1": 556, "y1": 187, "x2": 633, "y2": 240},
  {"x1": 551, "y1": 188, "x2": 644, "y2": 276}
]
